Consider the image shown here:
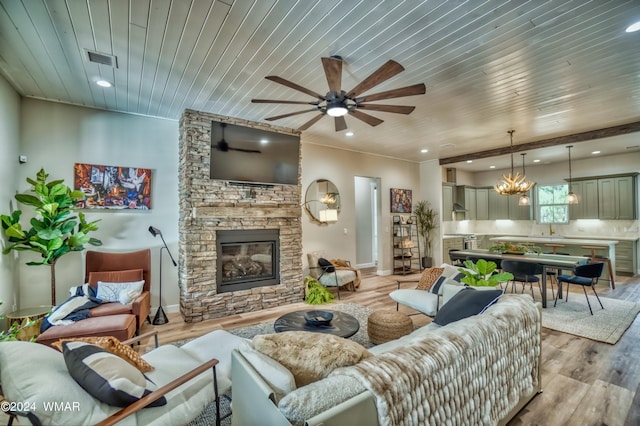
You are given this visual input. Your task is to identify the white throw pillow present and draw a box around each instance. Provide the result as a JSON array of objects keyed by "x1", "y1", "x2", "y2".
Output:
[
  {"x1": 97, "y1": 280, "x2": 144, "y2": 304},
  {"x1": 238, "y1": 341, "x2": 296, "y2": 402}
]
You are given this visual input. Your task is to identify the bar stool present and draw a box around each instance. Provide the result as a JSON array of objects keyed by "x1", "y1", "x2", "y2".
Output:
[
  {"x1": 580, "y1": 245, "x2": 615, "y2": 289},
  {"x1": 544, "y1": 243, "x2": 565, "y2": 254}
]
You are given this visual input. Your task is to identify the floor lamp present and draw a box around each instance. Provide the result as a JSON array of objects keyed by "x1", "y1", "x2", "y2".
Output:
[{"x1": 149, "y1": 226, "x2": 177, "y2": 325}]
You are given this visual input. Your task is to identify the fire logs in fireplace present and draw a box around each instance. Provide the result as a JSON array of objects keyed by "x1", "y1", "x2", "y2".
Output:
[{"x1": 216, "y1": 229, "x2": 280, "y2": 293}]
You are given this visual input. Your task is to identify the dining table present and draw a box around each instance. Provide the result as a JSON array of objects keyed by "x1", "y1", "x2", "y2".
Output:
[{"x1": 448, "y1": 249, "x2": 590, "y2": 308}]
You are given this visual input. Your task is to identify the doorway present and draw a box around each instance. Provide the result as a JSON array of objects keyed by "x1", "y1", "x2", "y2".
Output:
[{"x1": 354, "y1": 176, "x2": 381, "y2": 269}]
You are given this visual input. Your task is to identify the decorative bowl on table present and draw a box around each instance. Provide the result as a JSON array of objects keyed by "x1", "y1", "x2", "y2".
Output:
[{"x1": 304, "y1": 310, "x2": 334, "y2": 326}]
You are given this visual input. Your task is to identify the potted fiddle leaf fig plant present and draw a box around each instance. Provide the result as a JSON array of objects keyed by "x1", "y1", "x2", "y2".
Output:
[
  {"x1": 1, "y1": 168, "x2": 102, "y2": 305},
  {"x1": 458, "y1": 259, "x2": 513, "y2": 288},
  {"x1": 414, "y1": 200, "x2": 438, "y2": 268}
]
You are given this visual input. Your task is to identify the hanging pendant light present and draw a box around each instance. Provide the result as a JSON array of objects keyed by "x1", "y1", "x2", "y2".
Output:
[
  {"x1": 566, "y1": 145, "x2": 578, "y2": 204},
  {"x1": 494, "y1": 130, "x2": 535, "y2": 196},
  {"x1": 518, "y1": 153, "x2": 531, "y2": 205}
]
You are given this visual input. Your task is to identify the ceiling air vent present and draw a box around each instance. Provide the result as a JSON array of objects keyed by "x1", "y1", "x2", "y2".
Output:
[{"x1": 86, "y1": 50, "x2": 117, "y2": 68}]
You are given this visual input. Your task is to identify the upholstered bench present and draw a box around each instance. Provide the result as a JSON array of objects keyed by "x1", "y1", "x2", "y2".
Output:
[
  {"x1": 36, "y1": 314, "x2": 136, "y2": 347},
  {"x1": 367, "y1": 310, "x2": 413, "y2": 344}
]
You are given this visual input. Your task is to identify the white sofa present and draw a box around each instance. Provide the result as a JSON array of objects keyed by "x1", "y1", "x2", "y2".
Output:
[{"x1": 231, "y1": 294, "x2": 542, "y2": 426}]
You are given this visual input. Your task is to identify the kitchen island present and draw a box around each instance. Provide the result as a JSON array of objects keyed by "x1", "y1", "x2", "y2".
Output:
[{"x1": 490, "y1": 236, "x2": 618, "y2": 287}]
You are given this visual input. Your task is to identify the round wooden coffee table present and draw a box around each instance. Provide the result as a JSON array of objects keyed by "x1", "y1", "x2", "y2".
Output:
[{"x1": 274, "y1": 310, "x2": 360, "y2": 338}]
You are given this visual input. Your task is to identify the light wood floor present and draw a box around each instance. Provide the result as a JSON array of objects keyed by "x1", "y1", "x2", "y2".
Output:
[{"x1": 138, "y1": 273, "x2": 640, "y2": 425}]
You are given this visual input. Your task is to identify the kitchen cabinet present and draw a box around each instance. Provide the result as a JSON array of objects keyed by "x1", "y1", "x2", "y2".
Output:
[
  {"x1": 392, "y1": 216, "x2": 421, "y2": 275},
  {"x1": 507, "y1": 193, "x2": 532, "y2": 220},
  {"x1": 464, "y1": 187, "x2": 477, "y2": 220},
  {"x1": 442, "y1": 237, "x2": 464, "y2": 263},
  {"x1": 570, "y1": 179, "x2": 598, "y2": 219},
  {"x1": 442, "y1": 184, "x2": 454, "y2": 222},
  {"x1": 488, "y1": 189, "x2": 509, "y2": 219},
  {"x1": 475, "y1": 188, "x2": 489, "y2": 220},
  {"x1": 598, "y1": 176, "x2": 636, "y2": 220},
  {"x1": 615, "y1": 240, "x2": 636, "y2": 275}
]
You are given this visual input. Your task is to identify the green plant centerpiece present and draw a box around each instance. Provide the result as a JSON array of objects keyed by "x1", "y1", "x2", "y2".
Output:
[
  {"x1": 1, "y1": 168, "x2": 102, "y2": 305},
  {"x1": 304, "y1": 276, "x2": 335, "y2": 305},
  {"x1": 489, "y1": 242, "x2": 540, "y2": 255},
  {"x1": 413, "y1": 200, "x2": 438, "y2": 268},
  {"x1": 458, "y1": 259, "x2": 514, "y2": 287}
]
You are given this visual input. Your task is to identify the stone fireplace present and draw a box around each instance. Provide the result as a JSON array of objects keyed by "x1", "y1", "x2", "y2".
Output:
[{"x1": 178, "y1": 109, "x2": 304, "y2": 323}]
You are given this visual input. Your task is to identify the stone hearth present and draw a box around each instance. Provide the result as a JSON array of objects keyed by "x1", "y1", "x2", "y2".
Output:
[{"x1": 178, "y1": 109, "x2": 303, "y2": 323}]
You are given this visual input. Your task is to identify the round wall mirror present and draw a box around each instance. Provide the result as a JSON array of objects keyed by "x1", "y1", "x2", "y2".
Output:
[{"x1": 304, "y1": 179, "x2": 340, "y2": 224}]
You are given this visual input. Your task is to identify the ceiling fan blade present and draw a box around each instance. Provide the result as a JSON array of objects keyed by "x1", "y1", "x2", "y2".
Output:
[
  {"x1": 298, "y1": 113, "x2": 325, "y2": 131},
  {"x1": 230, "y1": 147, "x2": 262, "y2": 154},
  {"x1": 321, "y1": 57, "x2": 342, "y2": 93},
  {"x1": 252, "y1": 99, "x2": 319, "y2": 105},
  {"x1": 346, "y1": 60, "x2": 404, "y2": 98},
  {"x1": 265, "y1": 108, "x2": 319, "y2": 121},
  {"x1": 355, "y1": 83, "x2": 426, "y2": 103},
  {"x1": 265, "y1": 76, "x2": 324, "y2": 100},
  {"x1": 357, "y1": 104, "x2": 415, "y2": 114},
  {"x1": 334, "y1": 116, "x2": 348, "y2": 132},
  {"x1": 349, "y1": 109, "x2": 384, "y2": 127}
]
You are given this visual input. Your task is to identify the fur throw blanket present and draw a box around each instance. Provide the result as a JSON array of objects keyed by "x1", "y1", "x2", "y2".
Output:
[
  {"x1": 331, "y1": 295, "x2": 541, "y2": 425},
  {"x1": 330, "y1": 258, "x2": 361, "y2": 288}
]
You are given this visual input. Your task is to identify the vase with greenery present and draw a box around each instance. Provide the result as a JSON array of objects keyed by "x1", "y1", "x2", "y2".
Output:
[
  {"x1": 458, "y1": 259, "x2": 514, "y2": 287},
  {"x1": 489, "y1": 242, "x2": 540, "y2": 255},
  {"x1": 304, "y1": 276, "x2": 335, "y2": 305},
  {"x1": 413, "y1": 200, "x2": 438, "y2": 268},
  {"x1": 1, "y1": 168, "x2": 102, "y2": 305}
]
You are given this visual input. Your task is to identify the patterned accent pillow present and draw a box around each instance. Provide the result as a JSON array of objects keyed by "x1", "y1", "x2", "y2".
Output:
[
  {"x1": 415, "y1": 267, "x2": 445, "y2": 291},
  {"x1": 97, "y1": 280, "x2": 144, "y2": 304},
  {"x1": 61, "y1": 341, "x2": 166, "y2": 407},
  {"x1": 52, "y1": 336, "x2": 154, "y2": 372}
]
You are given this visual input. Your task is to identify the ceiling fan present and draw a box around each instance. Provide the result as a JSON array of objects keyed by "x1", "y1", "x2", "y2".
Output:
[
  {"x1": 214, "y1": 123, "x2": 262, "y2": 153},
  {"x1": 252, "y1": 56, "x2": 426, "y2": 132}
]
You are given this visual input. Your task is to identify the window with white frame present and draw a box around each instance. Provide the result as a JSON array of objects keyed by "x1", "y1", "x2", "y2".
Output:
[{"x1": 537, "y1": 184, "x2": 569, "y2": 223}]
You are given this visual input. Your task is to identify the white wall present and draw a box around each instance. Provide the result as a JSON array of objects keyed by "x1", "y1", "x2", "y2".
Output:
[
  {"x1": 17, "y1": 99, "x2": 179, "y2": 310},
  {"x1": 301, "y1": 143, "x2": 420, "y2": 275},
  {"x1": 0, "y1": 75, "x2": 21, "y2": 318}
]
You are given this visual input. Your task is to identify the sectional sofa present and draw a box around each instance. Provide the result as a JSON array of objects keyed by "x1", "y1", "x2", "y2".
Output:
[{"x1": 231, "y1": 294, "x2": 542, "y2": 426}]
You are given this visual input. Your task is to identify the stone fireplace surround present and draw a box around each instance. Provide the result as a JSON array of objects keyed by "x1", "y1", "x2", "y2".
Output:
[{"x1": 178, "y1": 109, "x2": 303, "y2": 323}]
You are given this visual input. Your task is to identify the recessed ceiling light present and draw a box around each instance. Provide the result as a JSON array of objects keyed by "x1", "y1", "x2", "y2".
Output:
[
  {"x1": 489, "y1": 165, "x2": 496, "y2": 169},
  {"x1": 626, "y1": 21, "x2": 640, "y2": 32},
  {"x1": 96, "y1": 79, "x2": 112, "y2": 87},
  {"x1": 260, "y1": 139, "x2": 269, "y2": 145},
  {"x1": 345, "y1": 131, "x2": 354, "y2": 137},
  {"x1": 466, "y1": 160, "x2": 472, "y2": 163},
  {"x1": 591, "y1": 150, "x2": 600, "y2": 154},
  {"x1": 420, "y1": 149, "x2": 428, "y2": 153},
  {"x1": 533, "y1": 159, "x2": 540, "y2": 163}
]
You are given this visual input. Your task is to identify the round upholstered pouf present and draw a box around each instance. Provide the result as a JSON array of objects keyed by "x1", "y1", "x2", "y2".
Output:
[{"x1": 367, "y1": 310, "x2": 413, "y2": 344}]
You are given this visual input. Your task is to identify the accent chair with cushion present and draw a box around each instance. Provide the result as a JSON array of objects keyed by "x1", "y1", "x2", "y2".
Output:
[
  {"x1": 85, "y1": 249, "x2": 152, "y2": 331},
  {"x1": 307, "y1": 253, "x2": 358, "y2": 299}
]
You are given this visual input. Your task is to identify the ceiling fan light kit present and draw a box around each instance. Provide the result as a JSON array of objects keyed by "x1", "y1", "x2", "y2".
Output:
[
  {"x1": 494, "y1": 130, "x2": 535, "y2": 196},
  {"x1": 253, "y1": 56, "x2": 425, "y2": 131}
]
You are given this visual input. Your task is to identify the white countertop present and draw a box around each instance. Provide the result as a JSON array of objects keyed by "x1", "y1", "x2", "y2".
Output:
[
  {"x1": 469, "y1": 233, "x2": 638, "y2": 242},
  {"x1": 490, "y1": 236, "x2": 619, "y2": 246}
]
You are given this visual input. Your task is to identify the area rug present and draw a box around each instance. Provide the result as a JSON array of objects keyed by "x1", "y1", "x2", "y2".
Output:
[
  {"x1": 539, "y1": 293, "x2": 640, "y2": 344},
  {"x1": 186, "y1": 303, "x2": 374, "y2": 426}
]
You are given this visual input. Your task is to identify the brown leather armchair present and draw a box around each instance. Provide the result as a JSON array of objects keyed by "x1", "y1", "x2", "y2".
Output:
[{"x1": 85, "y1": 249, "x2": 152, "y2": 331}]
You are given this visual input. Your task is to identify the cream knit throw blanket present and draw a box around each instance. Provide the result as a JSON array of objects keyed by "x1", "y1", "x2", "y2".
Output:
[{"x1": 331, "y1": 295, "x2": 541, "y2": 426}]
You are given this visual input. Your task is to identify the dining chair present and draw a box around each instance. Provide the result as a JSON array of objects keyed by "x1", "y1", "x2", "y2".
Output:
[
  {"x1": 554, "y1": 262, "x2": 605, "y2": 315},
  {"x1": 500, "y1": 259, "x2": 546, "y2": 299}
]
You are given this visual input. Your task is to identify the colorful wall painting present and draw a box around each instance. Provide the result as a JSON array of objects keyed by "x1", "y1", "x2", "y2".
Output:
[{"x1": 74, "y1": 163, "x2": 152, "y2": 209}]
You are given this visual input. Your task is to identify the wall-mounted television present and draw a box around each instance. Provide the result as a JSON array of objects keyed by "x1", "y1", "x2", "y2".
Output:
[{"x1": 210, "y1": 120, "x2": 300, "y2": 186}]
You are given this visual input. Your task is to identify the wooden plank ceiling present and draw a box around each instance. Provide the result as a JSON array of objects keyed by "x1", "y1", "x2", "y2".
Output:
[{"x1": 1, "y1": 0, "x2": 640, "y2": 170}]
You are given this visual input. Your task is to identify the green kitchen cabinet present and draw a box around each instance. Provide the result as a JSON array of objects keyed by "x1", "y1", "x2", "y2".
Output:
[
  {"x1": 464, "y1": 187, "x2": 477, "y2": 220},
  {"x1": 488, "y1": 189, "x2": 509, "y2": 219},
  {"x1": 569, "y1": 179, "x2": 599, "y2": 219},
  {"x1": 442, "y1": 184, "x2": 454, "y2": 222},
  {"x1": 507, "y1": 192, "x2": 532, "y2": 220},
  {"x1": 476, "y1": 188, "x2": 489, "y2": 220},
  {"x1": 598, "y1": 176, "x2": 636, "y2": 220}
]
